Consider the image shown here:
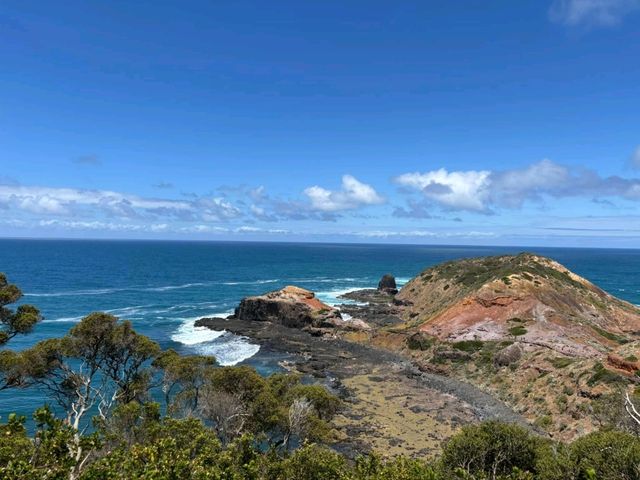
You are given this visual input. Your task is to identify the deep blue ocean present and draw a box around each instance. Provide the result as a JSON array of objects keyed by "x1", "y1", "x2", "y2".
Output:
[{"x1": 1, "y1": 239, "x2": 639, "y2": 421}]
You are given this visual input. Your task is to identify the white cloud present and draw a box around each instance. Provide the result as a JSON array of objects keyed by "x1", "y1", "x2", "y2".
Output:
[
  {"x1": 549, "y1": 0, "x2": 640, "y2": 27},
  {"x1": 355, "y1": 230, "x2": 496, "y2": 238},
  {"x1": 37, "y1": 219, "x2": 170, "y2": 232},
  {"x1": 395, "y1": 159, "x2": 640, "y2": 213},
  {"x1": 304, "y1": 175, "x2": 384, "y2": 212},
  {"x1": 0, "y1": 185, "x2": 241, "y2": 222},
  {"x1": 395, "y1": 168, "x2": 491, "y2": 212}
]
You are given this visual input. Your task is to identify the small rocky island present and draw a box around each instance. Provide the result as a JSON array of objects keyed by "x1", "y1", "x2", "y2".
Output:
[{"x1": 196, "y1": 253, "x2": 640, "y2": 456}]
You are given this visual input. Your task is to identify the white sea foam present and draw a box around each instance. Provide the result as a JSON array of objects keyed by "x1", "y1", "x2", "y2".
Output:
[
  {"x1": 316, "y1": 287, "x2": 365, "y2": 306},
  {"x1": 43, "y1": 315, "x2": 84, "y2": 323},
  {"x1": 27, "y1": 282, "x2": 215, "y2": 297},
  {"x1": 221, "y1": 279, "x2": 279, "y2": 286},
  {"x1": 26, "y1": 288, "x2": 121, "y2": 297},
  {"x1": 170, "y1": 311, "x2": 234, "y2": 345},
  {"x1": 196, "y1": 335, "x2": 260, "y2": 366}
]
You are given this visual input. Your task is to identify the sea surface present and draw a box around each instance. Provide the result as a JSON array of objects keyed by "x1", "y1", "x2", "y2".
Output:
[{"x1": 1, "y1": 239, "x2": 639, "y2": 420}]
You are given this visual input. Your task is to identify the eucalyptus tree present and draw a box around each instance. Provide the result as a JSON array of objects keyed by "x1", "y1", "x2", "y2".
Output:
[
  {"x1": 15, "y1": 312, "x2": 160, "y2": 480},
  {"x1": 0, "y1": 272, "x2": 42, "y2": 391}
]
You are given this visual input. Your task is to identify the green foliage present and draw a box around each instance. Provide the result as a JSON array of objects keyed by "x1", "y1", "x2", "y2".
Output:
[
  {"x1": 440, "y1": 421, "x2": 542, "y2": 479},
  {"x1": 406, "y1": 332, "x2": 434, "y2": 351},
  {"x1": 534, "y1": 415, "x2": 553, "y2": 430},
  {"x1": 278, "y1": 444, "x2": 348, "y2": 480},
  {"x1": 0, "y1": 272, "x2": 42, "y2": 347},
  {"x1": 424, "y1": 253, "x2": 587, "y2": 294},
  {"x1": 549, "y1": 357, "x2": 573, "y2": 369},
  {"x1": 590, "y1": 325, "x2": 629, "y2": 345},
  {"x1": 354, "y1": 454, "x2": 438, "y2": 480},
  {"x1": 569, "y1": 429, "x2": 640, "y2": 480},
  {"x1": 452, "y1": 340, "x2": 485, "y2": 353},
  {"x1": 509, "y1": 326, "x2": 527, "y2": 337},
  {"x1": 153, "y1": 349, "x2": 215, "y2": 413},
  {"x1": 588, "y1": 362, "x2": 623, "y2": 387}
]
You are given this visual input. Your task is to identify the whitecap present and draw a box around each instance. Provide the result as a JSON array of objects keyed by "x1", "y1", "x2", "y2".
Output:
[
  {"x1": 170, "y1": 311, "x2": 234, "y2": 345},
  {"x1": 221, "y1": 279, "x2": 279, "y2": 286},
  {"x1": 196, "y1": 335, "x2": 260, "y2": 366},
  {"x1": 26, "y1": 288, "x2": 121, "y2": 297},
  {"x1": 316, "y1": 287, "x2": 365, "y2": 306},
  {"x1": 142, "y1": 282, "x2": 209, "y2": 292},
  {"x1": 43, "y1": 315, "x2": 84, "y2": 323}
]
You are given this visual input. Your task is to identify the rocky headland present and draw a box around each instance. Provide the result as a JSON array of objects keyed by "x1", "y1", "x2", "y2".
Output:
[{"x1": 196, "y1": 253, "x2": 640, "y2": 455}]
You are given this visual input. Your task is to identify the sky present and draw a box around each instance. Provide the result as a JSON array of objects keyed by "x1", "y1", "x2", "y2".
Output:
[{"x1": 1, "y1": 0, "x2": 640, "y2": 247}]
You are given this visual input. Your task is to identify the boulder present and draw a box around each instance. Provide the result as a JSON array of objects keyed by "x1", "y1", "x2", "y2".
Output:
[
  {"x1": 494, "y1": 343, "x2": 523, "y2": 367},
  {"x1": 377, "y1": 274, "x2": 398, "y2": 294},
  {"x1": 233, "y1": 285, "x2": 341, "y2": 329}
]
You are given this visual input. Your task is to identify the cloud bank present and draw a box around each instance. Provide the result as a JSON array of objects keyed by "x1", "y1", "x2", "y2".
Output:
[{"x1": 395, "y1": 159, "x2": 640, "y2": 214}]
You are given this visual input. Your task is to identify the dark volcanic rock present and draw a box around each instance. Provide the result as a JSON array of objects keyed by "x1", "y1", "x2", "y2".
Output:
[
  {"x1": 378, "y1": 274, "x2": 398, "y2": 294},
  {"x1": 234, "y1": 285, "x2": 341, "y2": 329},
  {"x1": 194, "y1": 317, "x2": 229, "y2": 328}
]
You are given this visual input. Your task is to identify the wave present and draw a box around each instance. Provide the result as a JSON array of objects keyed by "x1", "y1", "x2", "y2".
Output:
[
  {"x1": 26, "y1": 288, "x2": 121, "y2": 297},
  {"x1": 221, "y1": 279, "x2": 279, "y2": 286},
  {"x1": 170, "y1": 311, "x2": 234, "y2": 345},
  {"x1": 316, "y1": 287, "x2": 365, "y2": 306},
  {"x1": 43, "y1": 315, "x2": 84, "y2": 323},
  {"x1": 26, "y1": 282, "x2": 216, "y2": 298},
  {"x1": 289, "y1": 277, "x2": 363, "y2": 283},
  {"x1": 195, "y1": 336, "x2": 260, "y2": 366},
  {"x1": 142, "y1": 282, "x2": 209, "y2": 292}
]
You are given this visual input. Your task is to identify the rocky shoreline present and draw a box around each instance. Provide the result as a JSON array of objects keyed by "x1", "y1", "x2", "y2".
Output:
[{"x1": 195, "y1": 277, "x2": 533, "y2": 457}]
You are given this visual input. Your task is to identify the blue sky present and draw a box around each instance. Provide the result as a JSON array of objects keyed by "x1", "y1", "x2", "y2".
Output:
[{"x1": 1, "y1": 0, "x2": 640, "y2": 246}]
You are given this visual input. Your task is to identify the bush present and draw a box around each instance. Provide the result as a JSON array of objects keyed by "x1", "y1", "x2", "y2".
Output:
[
  {"x1": 452, "y1": 340, "x2": 484, "y2": 353},
  {"x1": 509, "y1": 326, "x2": 527, "y2": 337},
  {"x1": 440, "y1": 421, "x2": 542, "y2": 478},
  {"x1": 406, "y1": 332, "x2": 434, "y2": 351}
]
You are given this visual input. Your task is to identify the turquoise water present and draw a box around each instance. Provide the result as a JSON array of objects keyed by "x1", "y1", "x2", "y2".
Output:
[{"x1": 1, "y1": 239, "x2": 639, "y2": 420}]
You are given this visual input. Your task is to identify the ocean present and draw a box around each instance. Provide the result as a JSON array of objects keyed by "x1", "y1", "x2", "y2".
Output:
[{"x1": 1, "y1": 239, "x2": 639, "y2": 420}]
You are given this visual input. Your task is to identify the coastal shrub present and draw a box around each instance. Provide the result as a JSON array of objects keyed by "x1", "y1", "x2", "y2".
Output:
[
  {"x1": 587, "y1": 362, "x2": 623, "y2": 387},
  {"x1": 509, "y1": 326, "x2": 527, "y2": 337},
  {"x1": 549, "y1": 357, "x2": 573, "y2": 369},
  {"x1": 535, "y1": 434, "x2": 640, "y2": 480},
  {"x1": 535, "y1": 415, "x2": 553, "y2": 430},
  {"x1": 452, "y1": 340, "x2": 484, "y2": 353},
  {"x1": 277, "y1": 444, "x2": 348, "y2": 480},
  {"x1": 440, "y1": 421, "x2": 542, "y2": 479},
  {"x1": 354, "y1": 454, "x2": 438, "y2": 479},
  {"x1": 406, "y1": 332, "x2": 434, "y2": 351},
  {"x1": 590, "y1": 325, "x2": 629, "y2": 345}
]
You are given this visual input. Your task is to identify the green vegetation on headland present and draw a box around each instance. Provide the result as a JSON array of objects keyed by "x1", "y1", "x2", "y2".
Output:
[{"x1": 2, "y1": 273, "x2": 640, "y2": 479}]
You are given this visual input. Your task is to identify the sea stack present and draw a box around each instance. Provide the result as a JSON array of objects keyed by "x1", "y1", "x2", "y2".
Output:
[{"x1": 377, "y1": 274, "x2": 398, "y2": 295}]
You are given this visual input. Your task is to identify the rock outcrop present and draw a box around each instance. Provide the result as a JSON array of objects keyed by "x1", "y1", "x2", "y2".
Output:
[
  {"x1": 232, "y1": 285, "x2": 342, "y2": 329},
  {"x1": 494, "y1": 343, "x2": 523, "y2": 367},
  {"x1": 377, "y1": 274, "x2": 398, "y2": 294}
]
